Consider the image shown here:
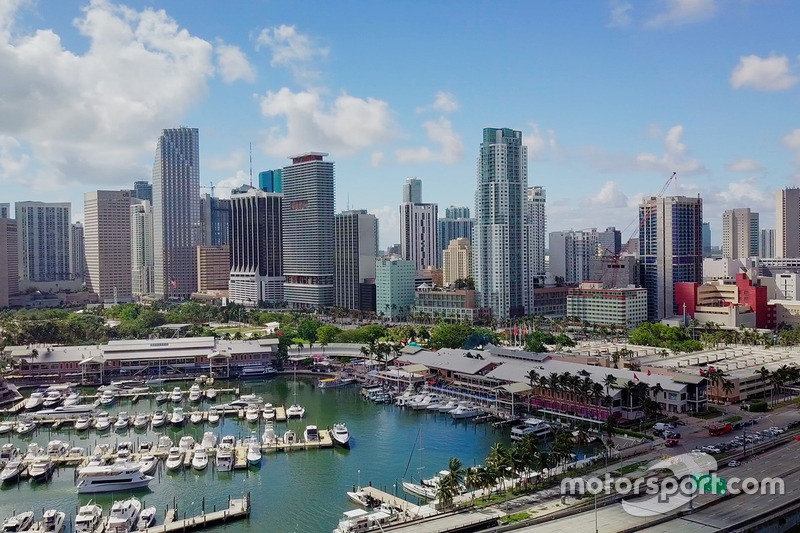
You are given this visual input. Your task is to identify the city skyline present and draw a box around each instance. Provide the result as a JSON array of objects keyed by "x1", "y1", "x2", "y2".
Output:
[{"x1": 0, "y1": 1, "x2": 797, "y2": 248}]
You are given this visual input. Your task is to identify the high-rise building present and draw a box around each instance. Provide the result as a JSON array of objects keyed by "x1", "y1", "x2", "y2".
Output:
[
  {"x1": 549, "y1": 229, "x2": 599, "y2": 285},
  {"x1": 438, "y1": 205, "x2": 473, "y2": 268},
  {"x1": 598, "y1": 226, "x2": 621, "y2": 256},
  {"x1": 523, "y1": 186, "x2": 547, "y2": 309},
  {"x1": 445, "y1": 206, "x2": 470, "y2": 219},
  {"x1": 334, "y1": 209, "x2": 378, "y2": 311},
  {"x1": 376, "y1": 257, "x2": 415, "y2": 320},
  {"x1": 258, "y1": 169, "x2": 282, "y2": 193},
  {"x1": 0, "y1": 218, "x2": 18, "y2": 308},
  {"x1": 130, "y1": 199, "x2": 154, "y2": 299},
  {"x1": 0, "y1": 203, "x2": 9, "y2": 219},
  {"x1": 229, "y1": 186, "x2": 283, "y2": 305},
  {"x1": 400, "y1": 195, "x2": 438, "y2": 271},
  {"x1": 282, "y1": 153, "x2": 334, "y2": 308},
  {"x1": 84, "y1": 190, "x2": 132, "y2": 303},
  {"x1": 199, "y1": 193, "x2": 231, "y2": 246},
  {"x1": 702, "y1": 222, "x2": 712, "y2": 256},
  {"x1": 722, "y1": 208, "x2": 759, "y2": 259},
  {"x1": 474, "y1": 127, "x2": 528, "y2": 320},
  {"x1": 70, "y1": 222, "x2": 85, "y2": 281},
  {"x1": 197, "y1": 245, "x2": 230, "y2": 293},
  {"x1": 760, "y1": 229, "x2": 776, "y2": 259},
  {"x1": 151, "y1": 127, "x2": 200, "y2": 299},
  {"x1": 776, "y1": 188, "x2": 800, "y2": 258},
  {"x1": 15, "y1": 202, "x2": 71, "y2": 283},
  {"x1": 442, "y1": 238, "x2": 471, "y2": 287},
  {"x1": 639, "y1": 195, "x2": 703, "y2": 321},
  {"x1": 402, "y1": 177, "x2": 422, "y2": 204},
  {"x1": 132, "y1": 181, "x2": 152, "y2": 203}
]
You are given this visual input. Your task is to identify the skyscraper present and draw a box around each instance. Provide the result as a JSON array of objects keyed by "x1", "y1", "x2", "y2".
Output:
[
  {"x1": 84, "y1": 190, "x2": 132, "y2": 303},
  {"x1": 549, "y1": 229, "x2": 599, "y2": 284},
  {"x1": 0, "y1": 218, "x2": 18, "y2": 308},
  {"x1": 760, "y1": 229, "x2": 776, "y2": 258},
  {"x1": 258, "y1": 169, "x2": 283, "y2": 193},
  {"x1": 130, "y1": 199, "x2": 154, "y2": 299},
  {"x1": 438, "y1": 205, "x2": 473, "y2": 267},
  {"x1": 375, "y1": 257, "x2": 415, "y2": 320},
  {"x1": 402, "y1": 177, "x2": 422, "y2": 204},
  {"x1": 442, "y1": 237, "x2": 471, "y2": 287},
  {"x1": 474, "y1": 127, "x2": 528, "y2": 320},
  {"x1": 523, "y1": 186, "x2": 547, "y2": 299},
  {"x1": 776, "y1": 188, "x2": 800, "y2": 258},
  {"x1": 70, "y1": 222, "x2": 85, "y2": 281},
  {"x1": 132, "y1": 181, "x2": 153, "y2": 203},
  {"x1": 151, "y1": 127, "x2": 200, "y2": 299},
  {"x1": 334, "y1": 209, "x2": 379, "y2": 311},
  {"x1": 15, "y1": 202, "x2": 71, "y2": 283},
  {"x1": 597, "y1": 226, "x2": 621, "y2": 256},
  {"x1": 400, "y1": 182, "x2": 438, "y2": 271},
  {"x1": 722, "y1": 208, "x2": 759, "y2": 259},
  {"x1": 282, "y1": 153, "x2": 335, "y2": 308},
  {"x1": 229, "y1": 186, "x2": 284, "y2": 305},
  {"x1": 199, "y1": 193, "x2": 231, "y2": 246},
  {"x1": 639, "y1": 195, "x2": 703, "y2": 321},
  {"x1": 702, "y1": 222, "x2": 712, "y2": 256}
]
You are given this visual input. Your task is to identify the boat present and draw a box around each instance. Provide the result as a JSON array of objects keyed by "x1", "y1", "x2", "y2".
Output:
[
  {"x1": 0, "y1": 459, "x2": 25, "y2": 484},
  {"x1": 283, "y1": 429, "x2": 297, "y2": 444},
  {"x1": 47, "y1": 440, "x2": 68, "y2": 457},
  {"x1": 145, "y1": 377, "x2": 165, "y2": 387},
  {"x1": 450, "y1": 402, "x2": 484, "y2": 419},
  {"x1": 238, "y1": 393, "x2": 263, "y2": 403},
  {"x1": 394, "y1": 385, "x2": 417, "y2": 407},
  {"x1": 94, "y1": 413, "x2": 111, "y2": 431},
  {"x1": 63, "y1": 392, "x2": 81, "y2": 406},
  {"x1": 155, "y1": 391, "x2": 169, "y2": 404},
  {"x1": 151, "y1": 410, "x2": 166, "y2": 427},
  {"x1": 205, "y1": 387, "x2": 217, "y2": 400},
  {"x1": 25, "y1": 392, "x2": 45, "y2": 410},
  {"x1": 317, "y1": 376, "x2": 356, "y2": 389},
  {"x1": 0, "y1": 444, "x2": 18, "y2": 466},
  {"x1": 133, "y1": 413, "x2": 149, "y2": 429},
  {"x1": 170, "y1": 408, "x2": 185, "y2": 425},
  {"x1": 178, "y1": 435, "x2": 195, "y2": 452},
  {"x1": 74, "y1": 503, "x2": 103, "y2": 533},
  {"x1": 246, "y1": 437, "x2": 261, "y2": 466},
  {"x1": 105, "y1": 497, "x2": 141, "y2": 533},
  {"x1": 245, "y1": 405, "x2": 260, "y2": 423},
  {"x1": 32, "y1": 405, "x2": 96, "y2": 420},
  {"x1": 215, "y1": 445, "x2": 233, "y2": 472},
  {"x1": 331, "y1": 423, "x2": 351, "y2": 448},
  {"x1": 239, "y1": 364, "x2": 276, "y2": 379},
  {"x1": 42, "y1": 390, "x2": 65, "y2": 408},
  {"x1": 346, "y1": 487, "x2": 373, "y2": 508},
  {"x1": 286, "y1": 403, "x2": 305, "y2": 419},
  {"x1": 100, "y1": 380, "x2": 148, "y2": 393},
  {"x1": 139, "y1": 441, "x2": 153, "y2": 453},
  {"x1": 200, "y1": 432, "x2": 217, "y2": 449},
  {"x1": 221, "y1": 435, "x2": 236, "y2": 448},
  {"x1": 333, "y1": 505, "x2": 399, "y2": 533},
  {"x1": 114, "y1": 412, "x2": 130, "y2": 430},
  {"x1": 28, "y1": 455, "x2": 55, "y2": 482},
  {"x1": 170, "y1": 387, "x2": 183, "y2": 403},
  {"x1": 304, "y1": 425, "x2": 319, "y2": 443},
  {"x1": 99, "y1": 390, "x2": 116, "y2": 406},
  {"x1": 208, "y1": 408, "x2": 220, "y2": 424},
  {"x1": 116, "y1": 442, "x2": 133, "y2": 461},
  {"x1": 25, "y1": 443, "x2": 43, "y2": 460},
  {"x1": 0, "y1": 422, "x2": 12, "y2": 435},
  {"x1": 136, "y1": 507, "x2": 156, "y2": 531},
  {"x1": 75, "y1": 415, "x2": 91, "y2": 431},
  {"x1": 438, "y1": 399, "x2": 458, "y2": 412},
  {"x1": 510, "y1": 418, "x2": 552, "y2": 441},
  {"x1": 188, "y1": 384, "x2": 203, "y2": 403},
  {"x1": 410, "y1": 394, "x2": 441, "y2": 410},
  {"x1": 41, "y1": 510, "x2": 65, "y2": 533},
  {"x1": 262, "y1": 422, "x2": 277, "y2": 445},
  {"x1": 262, "y1": 403, "x2": 275, "y2": 420},
  {"x1": 15, "y1": 418, "x2": 36, "y2": 435},
  {"x1": 1, "y1": 512, "x2": 34, "y2": 533},
  {"x1": 191, "y1": 448, "x2": 208, "y2": 470},
  {"x1": 140, "y1": 454, "x2": 158, "y2": 475},
  {"x1": 164, "y1": 448, "x2": 184, "y2": 471},
  {"x1": 156, "y1": 435, "x2": 173, "y2": 452},
  {"x1": 402, "y1": 480, "x2": 437, "y2": 499}
]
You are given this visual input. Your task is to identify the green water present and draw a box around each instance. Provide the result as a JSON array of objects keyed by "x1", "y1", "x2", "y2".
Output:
[{"x1": 0, "y1": 378, "x2": 566, "y2": 532}]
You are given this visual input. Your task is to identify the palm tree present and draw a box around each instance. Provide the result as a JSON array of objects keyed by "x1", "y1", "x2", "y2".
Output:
[
  {"x1": 436, "y1": 472, "x2": 459, "y2": 509},
  {"x1": 526, "y1": 369, "x2": 540, "y2": 389},
  {"x1": 756, "y1": 366, "x2": 771, "y2": 405},
  {"x1": 447, "y1": 457, "x2": 465, "y2": 488},
  {"x1": 603, "y1": 375, "x2": 618, "y2": 396},
  {"x1": 721, "y1": 379, "x2": 735, "y2": 402},
  {"x1": 465, "y1": 467, "x2": 482, "y2": 503}
]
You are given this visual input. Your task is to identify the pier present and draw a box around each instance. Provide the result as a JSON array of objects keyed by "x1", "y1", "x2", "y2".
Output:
[
  {"x1": 141, "y1": 494, "x2": 250, "y2": 533},
  {"x1": 360, "y1": 487, "x2": 433, "y2": 518}
]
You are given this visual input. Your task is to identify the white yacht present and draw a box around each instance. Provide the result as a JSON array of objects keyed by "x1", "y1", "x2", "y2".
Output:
[
  {"x1": 215, "y1": 444, "x2": 233, "y2": 472},
  {"x1": 207, "y1": 408, "x2": 220, "y2": 424},
  {"x1": 331, "y1": 423, "x2": 351, "y2": 448},
  {"x1": 94, "y1": 413, "x2": 111, "y2": 431},
  {"x1": 220, "y1": 435, "x2": 236, "y2": 448},
  {"x1": 450, "y1": 402, "x2": 484, "y2": 419},
  {"x1": 114, "y1": 412, "x2": 130, "y2": 430},
  {"x1": 262, "y1": 422, "x2": 277, "y2": 445},
  {"x1": 75, "y1": 415, "x2": 91, "y2": 431},
  {"x1": 43, "y1": 390, "x2": 65, "y2": 408},
  {"x1": 28, "y1": 455, "x2": 55, "y2": 482},
  {"x1": 283, "y1": 429, "x2": 297, "y2": 444},
  {"x1": 41, "y1": 510, "x2": 65, "y2": 533},
  {"x1": 190, "y1": 411, "x2": 203, "y2": 424},
  {"x1": 156, "y1": 435, "x2": 173, "y2": 452},
  {"x1": 510, "y1": 418, "x2": 552, "y2": 441},
  {"x1": 133, "y1": 413, "x2": 149, "y2": 429},
  {"x1": 286, "y1": 403, "x2": 305, "y2": 419},
  {"x1": 438, "y1": 399, "x2": 459, "y2": 412},
  {"x1": 333, "y1": 505, "x2": 399, "y2": 533},
  {"x1": 1, "y1": 512, "x2": 34, "y2": 533},
  {"x1": 47, "y1": 440, "x2": 68, "y2": 457},
  {"x1": 402, "y1": 480, "x2": 437, "y2": 499},
  {"x1": 246, "y1": 435, "x2": 261, "y2": 466},
  {"x1": 188, "y1": 384, "x2": 202, "y2": 403},
  {"x1": 63, "y1": 392, "x2": 81, "y2": 406},
  {"x1": 411, "y1": 394, "x2": 441, "y2": 410},
  {"x1": 204, "y1": 387, "x2": 217, "y2": 400},
  {"x1": 245, "y1": 404, "x2": 260, "y2": 423},
  {"x1": 25, "y1": 392, "x2": 45, "y2": 410},
  {"x1": 74, "y1": 503, "x2": 103, "y2": 533},
  {"x1": 200, "y1": 432, "x2": 217, "y2": 449},
  {"x1": 25, "y1": 443, "x2": 44, "y2": 460},
  {"x1": 170, "y1": 408, "x2": 185, "y2": 426},
  {"x1": 137, "y1": 507, "x2": 156, "y2": 531},
  {"x1": 105, "y1": 497, "x2": 141, "y2": 533},
  {"x1": 164, "y1": 448, "x2": 184, "y2": 471},
  {"x1": 262, "y1": 403, "x2": 276, "y2": 421},
  {"x1": 151, "y1": 410, "x2": 166, "y2": 427},
  {"x1": 0, "y1": 422, "x2": 12, "y2": 435},
  {"x1": 304, "y1": 425, "x2": 320, "y2": 443},
  {"x1": 0, "y1": 444, "x2": 18, "y2": 466},
  {"x1": 191, "y1": 448, "x2": 209, "y2": 470},
  {"x1": 178, "y1": 435, "x2": 195, "y2": 452},
  {"x1": 140, "y1": 454, "x2": 158, "y2": 476},
  {"x1": 170, "y1": 387, "x2": 183, "y2": 403},
  {"x1": 0, "y1": 459, "x2": 25, "y2": 484},
  {"x1": 99, "y1": 390, "x2": 115, "y2": 406},
  {"x1": 15, "y1": 418, "x2": 36, "y2": 435}
]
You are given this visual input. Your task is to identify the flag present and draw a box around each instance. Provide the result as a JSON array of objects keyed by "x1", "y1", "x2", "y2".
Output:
[
  {"x1": 514, "y1": 326, "x2": 519, "y2": 336},
  {"x1": 699, "y1": 369, "x2": 705, "y2": 375},
  {"x1": 647, "y1": 370, "x2": 652, "y2": 376},
  {"x1": 634, "y1": 373, "x2": 639, "y2": 381},
  {"x1": 277, "y1": 331, "x2": 284, "y2": 337},
  {"x1": 170, "y1": 278, "x2": 177, "y2": 289},
  {"x1": 709, "y1": 366, "x2": 715, "y2": 372}
]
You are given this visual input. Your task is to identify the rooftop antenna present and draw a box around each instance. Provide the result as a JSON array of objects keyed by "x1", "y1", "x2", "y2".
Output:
[
  {"x1": 249, "y1": 142, "x2": 253, "y2": 187},
  {"x1": 347, "y1": 192, "x2": 350, "y2": 211}
]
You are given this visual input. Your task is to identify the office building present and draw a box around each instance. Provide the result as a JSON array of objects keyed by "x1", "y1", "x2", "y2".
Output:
[
  {"x1": 258, "y1": 169, "x2": 282, "y2": 193},
  {"x1": 71, "y1": 222, "x2": 85, "y2": 281},
  {"x1": 760, "y1": 229, "x2": 776, "y2": 259},
  {"x1": 722, "y1": 208, "x2": 759, "y2": 259},
  {"x1": 777, "y1": 188, "x2": 800, "y2": 258},
  {"x1": 402, "y1": 177, "x2": 422, "y2": 204},
  {"x1": 131, "y1": 199, "x2": 154, "y2": 299},
  {"x1": 567, "y1": 282, "x2": 648, "y2": 329},
  {"x1": 438, "y1": 206, "x2": 473, "y2": 267},
  {"x1": 197, "y1": 245, "x2": 230, "y2": 293},
  {"x1": 549, "y1": 229, "x2": 599, "y2": 285},
  {"x1": 282, "y1": 153, "x2": 334, "y2": 308},
  {"x1": 132, "y1": 181, "x2": 152, "y2": 203},
  {"x1": 199, "y1": 193, "x2": 231, "y2": 246},
  {"x1": 400, "y1": 200, "x2": 438, "y2": 271},
  {"x1": 376, "y1": 257, "x2": 415, "y2": 320},
  {"x1": 474, "y1": 127, "x2": 528, "y2": 320},
  {"x1": 334, "y1": 209, "x2": 378, "y2": 311},
  {"x1": 702, "y1": 222, "x2": 712, "y2": 256},
  {"x1": 589, "y1": 255, "x2": 638, "y2": 289},
  {"x1": 639, "y1": 195, "x2": 703, "y2": 321},
  {"x1": 229, "y1": 186, "x2": 284, "y2": 305},
  {"x1": 15, "y1": 201, "x2": 71, "y2": 283},
  {"x1": 0, "y1": 203, "x2": 9, "y2": 219},
  {"x1": 0, "y1": 218, "x2": 18, "y2": 308},
  {"x1": 84, "y1": 190, "x2": 132, "y2": 303},
  {"x1": 152, "y1": 127, "x2": 200, "y2": 299},
  {"x1": 524, "y1": 186, "x2": 546, "y2": 275},
  {"x1": 598, "y1": 226, "x2": 621, "y2": 256},
  {"x1": 442, "y1": 238, "x2": 471, "y2": 287},
  {"x1": 413, "y1": 287, "x2": 489, "y2": 324}
]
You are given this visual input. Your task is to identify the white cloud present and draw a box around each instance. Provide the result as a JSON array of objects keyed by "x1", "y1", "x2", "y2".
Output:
[
  {"x1": 784, "y1": 129, "x2": 800, "y2": 181},
  {"x1": 394, "y1": 117, "x2": 463, "y2": 165},
  {"x1": 369, "y1": 151, "x2": 384, "y2": 168},
  {"x1": 259, "y1": 88, "x2": 397, "y2": 157},
  {"x1": 0, "y1": 0, "x2": 215, "y2": 190},
  {"x1": 525, "y1": 122, "x2": 558, "y2": 161},
  {"x1": 208, "y1": 149, "x2": 244, "y2": 171},
  {"x1": 607, "y1": 0, "x2": 632, "y2": 28},
  {"x1": 256, "y1": 24, "x2": 327, "y2": 82},
  {"x1": 634, "y1": 125, "x2": 705, "y2": 174},
  {"x1": 725, "y1": 158, "x2": 763, "y2": 173},
  {"x1": 645, "y1": 0, "x2": 716, "y2": 28},
  {"x1": 416, "y1": 91, "x2": 459, "y2": 114},
  {"x1": 215, "y1": 42, "x2": 256, "y2": 83},
  {"x1": 730, "y1": 54, "x2": 798, "y2": 91},
  {"x1": 369, "y1": 205, "x2": 400, "y2": 250},
  {"x1": 580, "y1": 180, "x2": 629, "y2": 209},
  {"x1": 212, "y1": 170, "x2": 250, "y2": 199}
]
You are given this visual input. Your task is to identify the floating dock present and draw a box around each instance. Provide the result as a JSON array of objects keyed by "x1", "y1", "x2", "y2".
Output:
[
  {"x1": 275, "y1": 406, "x2": 287, "y2": 421},
  {"x1": 360, "y1": 486, "x2": 432, "y2": 518},
  {"x1": 141, "y1": 494, "x2": 250, "y2": 533},
  {"x1": 263, "y1": 430, "x2": 334, "y2": 452}
]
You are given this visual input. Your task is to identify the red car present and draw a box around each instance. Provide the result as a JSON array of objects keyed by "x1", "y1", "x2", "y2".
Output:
[{"x1": 665, "y1": 438, "x2": 680, "y2": 447}]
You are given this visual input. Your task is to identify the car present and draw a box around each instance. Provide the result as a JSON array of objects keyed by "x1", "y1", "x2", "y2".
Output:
[
  {"x1": 665, "y1": 431, "x2": 681, "y2": 439},
  {"x1": 728, "y1": 460, "x2": 741, "y2": 467},
  {"x1": 665, "y1": 438, "x2": 679, "y2": 447},
  {"x1": 770, "y1": 427, "x2": 785, "y2": 434}
]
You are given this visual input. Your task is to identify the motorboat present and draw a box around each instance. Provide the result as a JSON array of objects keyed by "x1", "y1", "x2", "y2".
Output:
[
  {"x1": 246, "y1": 436, "x2": 261, "y2": 466},
  {"x1": 240, "y1": 364, "x2": 276, "y2": 379},
  {"x1": 151, "y1": 410, "x2": 166, "y2": 427},
  {"x1": 0, "y1": 444, "x2": 18, "y2": 466},
  {"x1": 411, "y1": 394, "x2": 441, "y2": 410},
  {"x1": 262, "y1": 403, "x2": 275, "y2": 421},
  {"x1": 74, "y1": 503, "x2": 103, "y2": 533},
  {"x1": 438, "y1": 399, "x2": 459, "y2": 412},
  {"x1": 450, "y1": 402, "x2": 484, "y2": 419},
  {"x1": 510, "y1": 418, "x2": 552, "y2": 441},
  {"x1": 15, "y1": 418, "x2": 36, "y2": 435},
  {"x1": 116, "y1": 442, "x2": 133, "y2": 461},
  {"x1": 402, "y1": 480, "x2": 437, "y2": 499},
  {"x1": 317, "y1": 376, "x2": 356, "y2": 389},
  {"x1": 0, "y1": 459, "x2": 25, "y2": 484},
  {"x1": 0, "y1": 422, "x2": 12, "y2": 435},
  {"x1": 333, "y1": 505, "x2": 399, "y2": 533},
  {"x1": 139, "y1": 441, "x2": 153, "y2": 453},
  {"x1": 393, "y1": 385, "x2": 417, "y2": 407},
  {"x1": 191, "y1": 448, "x2": 209, "y2": 470},
  {"x1": 245, "y1": 405, "x2": 260, "y2": 423},
  {"x1": 331, "y1": 423, "x2": 351, "y2": 448},
  {"x1": 92, "y1": 443, "x2": 111, "y2": 458},
  {"x1": 238, "y1": 393, "x2": 263, "y2": 404},
  {"x1": 188, "y1": 384, "x2": 203, "y2": 403},
  {"x1": 114, "y1": 412, "x2": 130, "y2": 431},
  {"x1": 155, "y1": 391, "x2": 169, "y2": 404},
  {"x1": 32, "y1": 405, "x2": 96, "y2": 420},
  {"x1": 208, "y1": 408, "x2": 220, "y2": 424},
  {"x1": 67, "y1": 447, "x2": 85, "y2": 461},
  {"x1": 286, "y1": 403, "x2": 305, "y2": 419},
  {"x1": 133, "y1": 413, "x2": 149, "y2": 429},
  {"x1": 75, "y1": 415, "x2": 91, "y2": 431},
  {"x1": 170, "y1": 387, "x2": 183, "y2": 403},
  {"x1": 25, "y1": 392, "x2": 45, "y2": 410},
  {"x1": 204, "y1": 387, "x2": 217, "y2": 400},
  {"x1": 28, "y1": 455, "x2": 55, "y2": 482},
  {"x1": 304, "y1": 425, "x2": 319, "y2": 443},
  {"x1": 178, "y1": 436, "x2": 195, "y2": 452},
  {"x1": 145, "y1": 377, "x2": 165, "y2": 387},
  {"x1": 283, "y1": 429, "x2": 297, "y2": 445},
  {"x1": 105, "y1": 497, "x2": 141, "y2": 533},
  {"x1": 140, "y1": 454, "x2": 158, "y2": 476},
  {"x1": 100, "y1": 380, "x2": 148, "y2": 394},
  {"x1": 94, "y1": 413, "x2": 111, "y2": 431},
  {"x1": 346, "y1": 488, "x2": 371, "y2": 507},
  {"x1": 43, "y1": 390, "x2": 65, "y2": 408},
  {"x1": 190, "y1": 411, "x2": 203, "y2": 424},
  {"x1": 201, "y1": 432, "x2": 217, "y2": 449},
  {"x1": 1, "y1": 512, "x2": 34, "y2": 533},
  {"x1": 170, "y1": 408, "x2": 185, "y2": 426},
  {"x1": 99, "y1": 390, "x2": 115, "y2": 406},
  {"x1": 164, "y1": 448, "x2": 184, "y2": 471},
  {"x1": 221, "y1": 435, "x2": 236, "y2": 448},
  {"x1": 137, "y1": 507, "x2": 156, "y2": 531},
  {"x1": 64, "y1": 392, "x2": 81, "y2": 406},
  {"x1": 25, "y1": 443, "x2": 44, "y2": 460},
  {"x1": 47, "y1": 440, "x2": 68, "y2": 457},
  {"x1": 156, "y1": 435, "x2": 173, "y2": 452},
  {"x1": 41, "y1": 510, "x2": 65, "y2": 533},
  {"x1": 215, "y1": 445, "x2": 233, "y2": 472},
  {"x1": 262, "y1": 422, "x2": 277, "y2": 445}
]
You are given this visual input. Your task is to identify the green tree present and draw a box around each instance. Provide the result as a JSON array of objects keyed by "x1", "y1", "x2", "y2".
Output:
[
  {"x1": 430, "y1": 323, "x2": 473, "y2": 349},
  {"x1": 297, "y1": 319, "x2": 323, "y2": 343}
]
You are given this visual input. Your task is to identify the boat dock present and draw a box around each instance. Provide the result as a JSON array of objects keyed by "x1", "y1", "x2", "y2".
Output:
[
  {"x1": 360, "y1": 487, "x2": 434, "y2": 519},
  {"x1": 141, "y1": 494, "x2": 250, "y2": 533},
  {"x1": 234, "y1": 446, "x2": 248, "y2": 469},
  {"x1": 263, "y1": 430, "x2": 334, "y2": 452},
  {"x1": 275, "y1": 406, "x2": 287, "y2": 421}
]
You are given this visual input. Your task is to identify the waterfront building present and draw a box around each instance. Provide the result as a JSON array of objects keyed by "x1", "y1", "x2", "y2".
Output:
[
  {"x1": 282, "y1": 153, "x2": 335, "y2": 308},
  {"x1": 334, "y1": 209, "x2": 378, "y2": 311},
  {"x1": 442, "y1": 238, "x2": 471, "y2": 287},
  {"x1": 84, "y1": 190, "x2": 133, "y2": 303},
  {"x1": 197, "y1": 245, "x2": 230, "y2": 294},
  {"x1": 152, "y1": 127, "x2": 201, "y2": 299},
  {"x1": 15, "y1": 201, "x2": 71, "y2": 283},
  {"x1": 639, "y1": 195, "x2": 703, "y2": 321},
  {"x1": 132, "y1": 181, "x2": 152, "y2": 203},
  {"x1": 229, "y1": 186, "x2": 283, "y2": 306},
  {"x1": 70, "y1": 222, "x2": 86, "y2": 281},
  {"x1": 549, "y1": 228, "x2": 599, "y2": 284},
  {"x1": 566, "y1": 282, "x2": 648, "y2": 330},
  {"x1": 777, "y1": 188, "x2": 800, "y2": 258},
  {"x1": 199, "y1": 194, "x2": 231, "y2": 246},
  {"x1": 400, "y1": 178, "x2": 439, "y2": 271},
  {"x1": 474, "y1": 127, "x2": 528, "y2": 320},
  {"x1": 258, "y1": 169, "x2": 282, "y2": 193},
  {"x1": 760, "y1": 229, "x2": 776, "y2": 259},
  {"x1": 376, "y1": 257, "x2": 415, "y2": 320},
  {"x1": 438, "y1": 206, "x2": 474, "y2": 267},
  {"x1": 722, "y1": 208, "x2": 758, "y2": 259},
  {"x1": 130, "y1": 199, "x2": 154, "y2": 299},
  {"x1": 413, "y1": 287, "x2": 489, "y2": 324},
  {"x1": 0, "y1": 218, "x2": 18, "y2": 308}
]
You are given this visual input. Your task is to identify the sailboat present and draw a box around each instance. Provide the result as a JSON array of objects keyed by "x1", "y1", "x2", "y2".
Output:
[
  {"x1": 146, "y1": 360, "x2": 166, "y2": 387},
  {"x1": 286, "y1": 367, "x2": 305, "y2": 419},
  {"x1": 402, "y1": 428, "x2": 436, "y2": 499}
]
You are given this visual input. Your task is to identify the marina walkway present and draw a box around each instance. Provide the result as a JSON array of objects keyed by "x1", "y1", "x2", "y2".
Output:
[{"x1": 141, "y1": 495, "x2": 250, "y2": 533}]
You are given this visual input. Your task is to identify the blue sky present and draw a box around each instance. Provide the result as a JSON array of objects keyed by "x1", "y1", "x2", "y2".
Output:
[{"x1": 1, "y1": 0, "x2": 799, "y2": 248}]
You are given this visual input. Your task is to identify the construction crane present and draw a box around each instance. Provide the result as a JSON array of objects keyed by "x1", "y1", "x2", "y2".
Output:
[{"x1": 199, "y1": 182, "x2": 238, "y2": 196}]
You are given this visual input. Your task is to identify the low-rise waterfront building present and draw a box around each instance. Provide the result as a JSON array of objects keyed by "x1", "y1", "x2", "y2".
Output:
[
  {"x1": 567, "y1": 282, "x2": 647, "y2": 329},
  {"x1": 413, "y1": 287, "x2": 490, "y2": 324}
]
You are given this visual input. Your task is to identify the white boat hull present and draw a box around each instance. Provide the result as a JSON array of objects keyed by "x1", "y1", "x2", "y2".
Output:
[{"x1": 78, "y1": 477, "x2": 152, "y2": 494}]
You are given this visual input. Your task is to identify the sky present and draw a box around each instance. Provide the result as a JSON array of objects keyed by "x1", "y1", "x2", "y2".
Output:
[{"x1": 1, "y1": 0, "x2": 799, "y2": 249}]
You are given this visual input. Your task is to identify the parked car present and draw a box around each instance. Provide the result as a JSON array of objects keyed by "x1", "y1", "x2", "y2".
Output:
[
  {"x1": 665, "y1": 431, "x2": 681, "y2": 439},
  {"x1": 665, "y1": 438, "x2": 680, "y2": 447},
  {"x1": 728, "y1": 460, "x2": 741, "y2": 467}
]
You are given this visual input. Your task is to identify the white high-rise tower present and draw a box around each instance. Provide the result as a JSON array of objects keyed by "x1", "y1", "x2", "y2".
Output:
[{"x1": 400, "y1": 177, "x2": 438, "y2": 271}]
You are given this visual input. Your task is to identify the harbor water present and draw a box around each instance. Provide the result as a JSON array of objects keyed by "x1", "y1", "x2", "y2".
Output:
[{"x1": 0, "y1": 377, "x2": 591, "y2": 532}]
